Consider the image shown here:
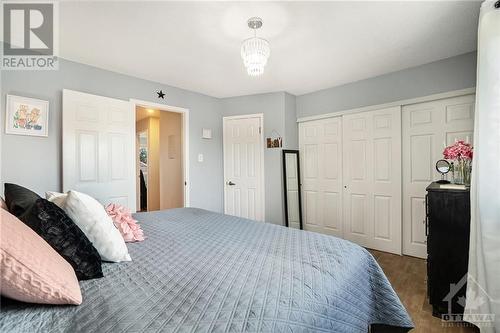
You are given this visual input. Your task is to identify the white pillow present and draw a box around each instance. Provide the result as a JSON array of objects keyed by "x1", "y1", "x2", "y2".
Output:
[
  {"x1": 46, "y1": 191, "x2": 66, "y2": 207},
  {"x1": 56, "y1": 190, "x2": 131, "y2": 262}
]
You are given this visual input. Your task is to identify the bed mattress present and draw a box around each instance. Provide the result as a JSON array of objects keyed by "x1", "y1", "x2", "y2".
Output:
[{"x1": 0, "y1": 208, "x2": 413, "y2": 332}]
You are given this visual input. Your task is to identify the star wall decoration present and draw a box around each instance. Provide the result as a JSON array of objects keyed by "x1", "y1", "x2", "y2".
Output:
[{"x1": 157, "y1": 90, "x2": 165, "y2": 99}]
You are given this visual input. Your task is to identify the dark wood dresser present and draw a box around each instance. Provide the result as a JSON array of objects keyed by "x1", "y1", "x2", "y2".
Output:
[{"x1": 426, "y1": 182, "x2": 471, "y2": 317}]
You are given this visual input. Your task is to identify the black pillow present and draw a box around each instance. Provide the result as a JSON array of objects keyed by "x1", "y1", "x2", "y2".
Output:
[
  {"x1": 4, "y1": 183, "x2": 41, "y2": 219},
  {"x1": 21, "y1": 198, "x2": 103, "y2": 280}
]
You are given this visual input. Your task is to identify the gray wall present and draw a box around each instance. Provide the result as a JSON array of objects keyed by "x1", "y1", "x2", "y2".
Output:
[
  {"x1": 296, "y1": 52, "x2": 477, "y2": 118},
  {"x1": 1, "y1": 51, "x2": 476, "y2": 223},
  {"x1": 284, "y1": 93, "x2": 298, "y2": 149},
  {"x1": 219, "y1": 92, "x2": 298, "y2": 225},
  {"x1": 1, "y1": 58, "x2": 224, "y2": 213}
]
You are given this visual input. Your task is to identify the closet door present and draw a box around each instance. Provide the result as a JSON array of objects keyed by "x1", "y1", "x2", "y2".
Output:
[
  {"x1": 299, "y1": 117, "x2": 343, "y2": 237},
  {"x1": 402, "y1": 94, "x2": 475, "y2": 258},
  {"x1": 343, "y1": 107, "x2": 402, "y2": 254},
  {"x1": 342, "y1": 112, "x2": 371, "y2": 247}
]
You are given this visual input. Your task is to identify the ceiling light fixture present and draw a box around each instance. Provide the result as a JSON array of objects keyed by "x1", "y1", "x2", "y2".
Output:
[{"x1": 241, "y1": 17, "x2": 270, "y2": 77}]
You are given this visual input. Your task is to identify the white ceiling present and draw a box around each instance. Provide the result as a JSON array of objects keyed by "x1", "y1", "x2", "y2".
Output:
[{"x1": 60, "y1": 1, "x2": 480, "y2": 98}]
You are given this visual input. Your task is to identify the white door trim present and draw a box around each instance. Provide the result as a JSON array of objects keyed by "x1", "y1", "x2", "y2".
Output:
[
  {"x1": 297, "y1": 87, "x2": 476, "y2": 123},
  {"x1": 130, "y1": 98, "x2": 190, "y2": 208},
  {"x1": 223, "y1": 113, "x2": 265, "y2": 221}
]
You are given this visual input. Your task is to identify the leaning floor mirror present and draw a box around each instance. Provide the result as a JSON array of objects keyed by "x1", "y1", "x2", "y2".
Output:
[{"x1": 282, "y1": 150, "x2": 303, "y2": 229}]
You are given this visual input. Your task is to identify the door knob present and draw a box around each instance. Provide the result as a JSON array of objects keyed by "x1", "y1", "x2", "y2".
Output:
[{"x1": 227, "y1": 181, "x2": 236, "y2": 186}]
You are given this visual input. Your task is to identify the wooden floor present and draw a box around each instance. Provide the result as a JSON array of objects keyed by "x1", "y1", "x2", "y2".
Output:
[{"x1": 369, "y1": 250, "x2": 479, "y2": 333}]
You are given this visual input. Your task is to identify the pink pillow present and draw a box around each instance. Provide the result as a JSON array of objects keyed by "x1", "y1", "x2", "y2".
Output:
[
  {"x1": 0, "y1": 209, "x2": 82, "y2": 305},
  {"x1": 105, "y1": 203, "x2": 145, "y2": 242}
]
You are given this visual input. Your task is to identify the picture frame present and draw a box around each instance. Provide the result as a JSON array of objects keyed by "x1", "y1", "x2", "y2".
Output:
[{"x1": 5, "y1": 95, "x2": 49, "y2": 137}]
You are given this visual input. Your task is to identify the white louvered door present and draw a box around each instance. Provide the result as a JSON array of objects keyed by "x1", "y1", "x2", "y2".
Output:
[
  {"x1": 62, "y1": 89, "x2": 136, "y2": 211},
  {"x1": 299, "y1": 117, "x2": 343, "y2": 238},
  {"x1": 402, "y1": 94, "x2": 475, "y2": 258}
]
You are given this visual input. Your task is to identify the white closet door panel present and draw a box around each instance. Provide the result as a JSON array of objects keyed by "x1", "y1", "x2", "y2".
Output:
[
  {"x1": 299, "y1": 118, "x2": 343, "y2": 237},
  {"x1": 444, "y1": 97, "x2": 475, "y2": 146},
  {"x1": 300, "y1": 121, "x2": 321, "y2": 230},
  {"x1": 300, "y1": 108, "x2": 400, "y2": 254},
  {"x1": 403, "y1": 101, "x2": 443, "y2": 259},
  {"x1": 343, "y1": 107, "x2": 401, "y2": 254},
  {"x1": 370, "y1": 108, "x2": 402, "y2": 254},
  {"x1": 320, "y1": 118, "x2": 343, "y2": 235},
  {"x1": 402, "y1": 94, "x2": 475, "y2": 258},
  {"x1": 343, "y1": 113, "x2": 372, "y2": 247}
]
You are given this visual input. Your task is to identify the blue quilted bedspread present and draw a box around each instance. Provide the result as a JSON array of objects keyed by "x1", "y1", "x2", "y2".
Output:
[{"x1": 0, "y1": 208, "x2": 413, "y2": 332}]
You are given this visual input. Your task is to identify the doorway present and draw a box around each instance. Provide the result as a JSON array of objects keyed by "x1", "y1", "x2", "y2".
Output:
[
  {"x1": 223, "y1": 114, "x2": 265, "y2": 221},
  {"x1": 134, "y1": 101, "x2": 189, "y2": 212}
]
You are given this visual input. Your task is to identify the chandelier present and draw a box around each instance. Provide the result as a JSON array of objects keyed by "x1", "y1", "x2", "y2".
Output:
[{"x1": 241, "y1": 17, "x2": 270, "y2": 77}]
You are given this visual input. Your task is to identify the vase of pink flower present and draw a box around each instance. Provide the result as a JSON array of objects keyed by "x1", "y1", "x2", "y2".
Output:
[{"x1": 443, "y1": 140, "x2": 473, "y2": 185}]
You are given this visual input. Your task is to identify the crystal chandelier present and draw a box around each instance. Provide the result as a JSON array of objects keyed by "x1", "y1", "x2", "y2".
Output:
[{"x1": 241, "y1": 17, "x2": 270, "y2": 77}]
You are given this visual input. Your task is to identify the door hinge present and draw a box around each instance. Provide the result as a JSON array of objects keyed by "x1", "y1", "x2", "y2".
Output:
[{"x1": 259, "y1": 127, "x2": 261, "y2": 134}]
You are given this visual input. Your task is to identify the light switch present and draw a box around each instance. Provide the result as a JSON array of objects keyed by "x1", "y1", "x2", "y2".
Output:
[
  {"x1": 198, "y1": 153, "x2": 204, "y2": 162},
  {"x1": 202, "y1": 128, "x2": 212, "y2": 139}
]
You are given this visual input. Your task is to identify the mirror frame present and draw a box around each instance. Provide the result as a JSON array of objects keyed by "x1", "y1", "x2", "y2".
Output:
[
  {"x1": 435, "y1": 159, "x2": 451, "y2": 175},
  {"x1": 282, "y1": 150, "x2": 303, "y2": 230},
  {"x1": 435, "y1": 159, "x2": 451, "y2": 184}
]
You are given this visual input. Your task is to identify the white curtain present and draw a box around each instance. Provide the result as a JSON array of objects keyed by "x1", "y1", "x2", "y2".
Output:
[{"x1": 465, "y1": 1, "x2": 500, "y2": 332}]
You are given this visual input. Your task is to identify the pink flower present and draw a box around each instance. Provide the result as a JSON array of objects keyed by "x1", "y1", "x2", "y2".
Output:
[
  {"x1": 106, "y1": 203, "x2": 145, "y2": 242},
  {"x1": 443, "y1": 141, "x2": 473, "y2": 161}
]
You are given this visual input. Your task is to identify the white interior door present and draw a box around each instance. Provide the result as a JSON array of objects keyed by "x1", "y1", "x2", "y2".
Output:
[
  {"x1": 223, "y1": 115, "x2": 264, "y2": 221},
  {"x1": 63, "y1": 89, "x2": 136, "y2": 211},
  {"x1": 343, "y1": 107, "x2": 402, "y2": 254},
  {"x1": 299, "y1": 117, "x2": 343, "y2": 237},
  {"x1": 402, "y1": 94, "x2": 475, "y2": 258}
]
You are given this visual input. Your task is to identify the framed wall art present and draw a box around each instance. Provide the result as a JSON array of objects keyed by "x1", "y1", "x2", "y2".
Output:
[{"x1": 5, "y1": 95, "x2": 49, "y2": 137}]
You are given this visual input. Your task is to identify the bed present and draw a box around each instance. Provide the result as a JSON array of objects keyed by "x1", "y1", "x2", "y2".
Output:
[{"x1": 0, "y1": 208, "x2": 413, "y2": 332}]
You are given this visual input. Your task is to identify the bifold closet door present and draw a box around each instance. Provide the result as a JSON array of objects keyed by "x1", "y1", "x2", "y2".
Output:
[
  {"x1": 402, "y1": 94, "x2": 475, "y2": 258},
  {"x1": 343, "y1": 107, "x2": 402, "y2": 254},
  {"x1": 299, "y1": 117, "x2": 343, "y2": 238}
]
